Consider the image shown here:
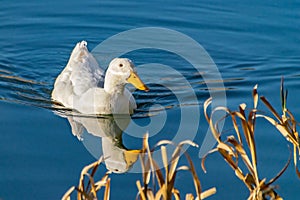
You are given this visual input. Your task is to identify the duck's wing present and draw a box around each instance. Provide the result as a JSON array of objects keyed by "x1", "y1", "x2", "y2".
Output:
[
  {"x1": 69, "y1": 41, "x2": 104, "y2": 95},
  {"x1": 76, "y1": 87, "x2": 111, "y2": 114},
  {"x1": 52, "y1": 41, "x2": 104, "y2": 107},
  {"x1": 75, "y1": 87, "x2": 136, "y2": 115}
]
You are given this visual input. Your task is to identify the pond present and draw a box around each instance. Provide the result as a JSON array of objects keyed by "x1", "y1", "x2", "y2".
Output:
[{"x1": 0, "y1": 0, "x2": 300, "y2": 199}]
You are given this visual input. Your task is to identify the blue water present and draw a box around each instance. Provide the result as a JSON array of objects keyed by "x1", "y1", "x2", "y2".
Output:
[{"x1": 1, "y1": 0, "x2": 300, "y2": 199}]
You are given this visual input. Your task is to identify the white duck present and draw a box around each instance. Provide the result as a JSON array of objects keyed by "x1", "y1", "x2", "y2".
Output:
[{"x1": 52, "y1": 41, "x2": 149, "y2": 114}]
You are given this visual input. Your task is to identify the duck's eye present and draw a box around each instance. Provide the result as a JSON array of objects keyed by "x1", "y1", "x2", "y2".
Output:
[{"x1": 119, "y1": 63, "x2": 123, "y2": 67}]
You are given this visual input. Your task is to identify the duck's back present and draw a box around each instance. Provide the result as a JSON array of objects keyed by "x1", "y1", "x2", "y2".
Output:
[{"x1": 52, "y1": 41, "x2": 104, "y2": 108}]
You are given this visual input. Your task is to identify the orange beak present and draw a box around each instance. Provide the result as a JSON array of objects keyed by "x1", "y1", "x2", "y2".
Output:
[{"x1": 127, "y1": 71, "x2": 149, "y2": 92}]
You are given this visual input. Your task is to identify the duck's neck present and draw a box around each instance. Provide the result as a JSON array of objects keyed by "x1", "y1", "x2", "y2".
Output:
[{"x1": 104, "y1": 72, "x2": 125, "y2": 94}]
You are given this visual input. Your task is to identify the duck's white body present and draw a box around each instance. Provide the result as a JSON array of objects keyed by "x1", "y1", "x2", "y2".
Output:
[{"x1": 52, "y1": 41, "x2": 148, "y2": 114}]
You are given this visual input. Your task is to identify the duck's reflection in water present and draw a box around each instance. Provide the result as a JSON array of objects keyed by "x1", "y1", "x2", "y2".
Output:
[{"x1": 63, "y1": 113, "x2": 141, "y2": 173}]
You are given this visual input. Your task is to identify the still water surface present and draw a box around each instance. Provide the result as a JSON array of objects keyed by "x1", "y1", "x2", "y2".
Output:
[{"x1": 1, "y1": 0, "x2": 300, "y2": 199}]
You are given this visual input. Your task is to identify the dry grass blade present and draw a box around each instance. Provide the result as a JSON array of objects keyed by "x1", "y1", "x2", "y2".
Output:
[
  {"x1": 203, "y1": 97, "x2": 212, "y2": 123},
  {"x1": 204, "y1": 99, "x2": 231, "y2": 143},
  {"x1": 217, "y1": 147, "x2": 246, "y2": 184},
  {"x1": 168, "y1": 149, "x2": 181, "y2": 182},
  {"x1": 85, "y1": 174, "x2": 97, "y2": 197},
  {"x1": 160, "y1": 146, "x2": 170, "y2": 200},
  {"x1": 183, "y1": 151, "x2": 202, "y2": 198},
  {"x1": 239, "y1": 94, "x2": 261, "y2": 188},
  {"x1": 253, "y1": 84, "x2": 258, "y2": 109},
  {"x1": 62, "y1": 186, "x2": 75, "y2": 200},
  {"x1": 238, "y1": 103, "x2": 258, "y2": 179},
  {"x1": 169, "y1": 140, "x2": 198, "y2": 181},
  {"x1": 231, "y1": 112, "x2": 243, "y2": 143},
  {"x1": 260, "y1": 96, "x2": 282, "y2": 123},
  {"x1": 201, "y1": 148, "x2": 219, "y2": 173},
  {"x1": 185, "y1": 193, "x2": 194, "y2": 200},
  {"x1": 257, "y1": 115, "x2": 298, "y2": 145},
  {"x1": 280, "y1": 77, "x2": 288, "y2": 116},
  {"x1": 200, "y1": 188, "x2": 217, "y2": 199},
  {"x1": 172, "y1": 188, "x2": 180, "y2": 200},
  {"x1": 136, "y1": 180, "x2": 147, "y2": 200},
  {"x1": 227, "y1": 136, "x2": 255, "y2": 176},
  {"x1": 139, "y1": 134, "x2": 154, "y2": 197},
  {"x1": 94, "y1": 173, "x2": 110, "y2": 191},
  {"x1": 139, "y1": 152, "x2": 151, "y2": 188},
  {"x1": 103, "y1": 178, "x2": 111, "y2": 200},
  {"x1": 152, "y1": 160, "x2": 165, "y2": 188},
  {"x1": 161, "y1": 146, "x2": 169, "y2": 183}
]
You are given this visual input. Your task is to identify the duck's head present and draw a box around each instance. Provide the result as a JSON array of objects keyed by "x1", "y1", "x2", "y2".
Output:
[{"x1": 106, "y1": 58, "x2": 149, "y2": 92}]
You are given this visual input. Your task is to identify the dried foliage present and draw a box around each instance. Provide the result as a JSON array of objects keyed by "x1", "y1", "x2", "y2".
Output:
[
  {"x1": 258, "y1": 78, "x2": 300, "y2": 177},
  {"x1": 62, "y1": 157, "x2": 111, "y2": 200},
  {"x1": 136, "y1": 134, "x2": 216, "y2": 200},
  {"x1": 202, "y1": 85, "x2": 290, "y2": 200}
]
